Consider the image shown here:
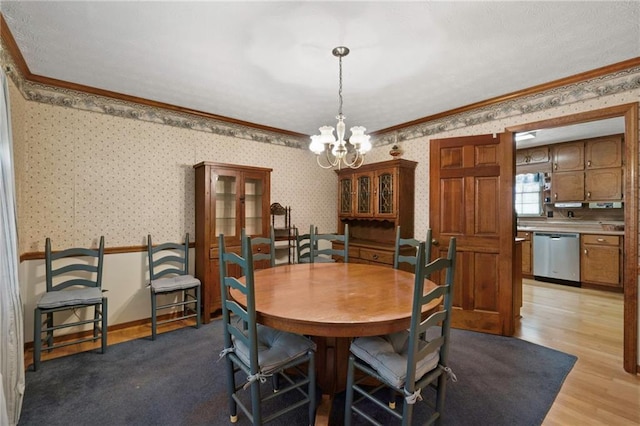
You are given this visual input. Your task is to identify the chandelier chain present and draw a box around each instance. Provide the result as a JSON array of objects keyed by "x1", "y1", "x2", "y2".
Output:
[{"x1": 338, "y1": 55, "x2": 343, "y2": 116}]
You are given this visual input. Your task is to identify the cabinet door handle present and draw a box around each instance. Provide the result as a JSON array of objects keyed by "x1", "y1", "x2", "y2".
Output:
[
  {"x1": 597, "y1": 238, "x2": 605, "y2": 242},
  {"x1": 372, "y1": 254, "x2": 379, "y2": 260},
  {"x1": 554, "y1": 193, "x2": 558, "y2": 199},
  {"x1": 587, "y1": 192, "x2": 591, "y2": 199},
  {"x1": 587, "y1": 160, "x2": 592, "y2": 167},
  {"x1": 584, "y1": 249, "x2": 588, "y2": 255},
  {"x1": 554, "y1": 163, "x2": 558, "y2": 170},
  {"x1": 256, "y1": 247, "x2": 262, "y2": 252}
]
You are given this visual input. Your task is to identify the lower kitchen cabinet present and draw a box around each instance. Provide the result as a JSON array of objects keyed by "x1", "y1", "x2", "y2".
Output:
[
  {"x1": 580, "y1": 234, "x2": 623, "y2": 290},
  {"x1": 517, "y1": 231, "x2": 532, "y2": 277}
]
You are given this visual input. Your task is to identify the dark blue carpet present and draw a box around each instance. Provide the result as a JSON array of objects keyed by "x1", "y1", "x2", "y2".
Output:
[{"x1": 19, "y1": 321, "x2": 576, "y2": 425}]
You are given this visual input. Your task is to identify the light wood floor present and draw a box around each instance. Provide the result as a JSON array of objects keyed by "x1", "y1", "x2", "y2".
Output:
[
  {"x1": 515, "y1": 278, "x2": 639, "y2": 425},
  {"x1": 25, "y1": 279, "x2": 639, "y2": 425}
]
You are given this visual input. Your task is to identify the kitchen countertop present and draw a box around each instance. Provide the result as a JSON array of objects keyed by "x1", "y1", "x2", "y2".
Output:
[{"x1": 517, "y1": 220, "x2": 625, "y2": 236}]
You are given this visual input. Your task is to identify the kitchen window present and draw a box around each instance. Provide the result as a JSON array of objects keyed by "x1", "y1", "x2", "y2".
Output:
[{"x1": 515, "y1": 172, "x2": 543, "y2": 216}]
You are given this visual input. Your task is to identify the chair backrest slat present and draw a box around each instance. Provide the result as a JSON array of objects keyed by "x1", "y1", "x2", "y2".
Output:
[
  {"x1": 294, "y1": 226, "x2": 316, "y2": 263},
  {"x1": 310, "y1": 224, "x2": 349, "y2": 263},
  {"x1": 45, "y1": 236, "x2": 105, "y2": 292},
  {"x1": 393, "y1": 226, "x2": 432, "y2": 271},
  {"x1": 147, "y1": 234, "x2": 190, "y2": 281},
  {"x1": 242, "y1": 227, "x2": 276, "y2": 268}
]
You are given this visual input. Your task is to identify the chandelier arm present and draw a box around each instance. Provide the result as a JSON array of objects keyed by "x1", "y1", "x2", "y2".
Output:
[
  {"x1": 314, "y1": 145, "x2": 340, "y2": 169},
  {"x1": 342, "y1": 149, "x2": 366, "y2": 169},
  {"x1": 316, "y1": 155, "x2": 336, "y2": 169}
]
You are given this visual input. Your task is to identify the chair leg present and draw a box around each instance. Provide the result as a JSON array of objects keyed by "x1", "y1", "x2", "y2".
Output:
[
  {"x1": 101, "y1": 298, "x2": 108, "y2": 353},
  {"x1": 344, "y1": 355, "x2": 355, "y2": 426},
  {"x1": 250, "y1": 374, "x2": 262, "y2": 425},
  {"x1": 388, "y1": 388, "x2": 397, "y2": 409},
  {"x1": 224, "y1": 358, "x2": 238, "y2": 423},
  {"x1": 93, "y1": 303, "x2": 100, "y2": 340},
  {"x1": 45, "y1": 312, "x2": 54, "y2": 350},
  {"x1": 308, "y1": 351, "x2": 316, "y2": 426},
  {"x1": 434, "y1": 372, "x2": 448, "y2": 426},
  {"x1": 151, "y1": 291, "x2": 157, "y2": 340},
  {"x1": 33, "y1": 308, "x2": 42, "y2": 371},
  {"x1": 195, "y1": 285, "x2": 201, "y2": 329}
]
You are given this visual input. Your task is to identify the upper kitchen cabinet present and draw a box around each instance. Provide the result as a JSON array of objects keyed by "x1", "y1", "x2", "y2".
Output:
[
  {"x1": 336, "y1": 159, "x2": 417, "y2": 243},
  {"x1": 585, "y1": 134, "x2": 623, "y2": 169},
  {"x1": 550, "y1": 134, "x2": 624, "y2": 202},
  {"x1": 194, "y1": 162, "x2": 272, "y2": 322},
  {"x1": 552, "y1": 141, "x2": 584, "y2": 172},
  {"x1": 515, "y1": 146, "x2": 549, "y2": 166}
]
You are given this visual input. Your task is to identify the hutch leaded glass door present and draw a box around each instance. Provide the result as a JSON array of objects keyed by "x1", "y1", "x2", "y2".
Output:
[
  {"x1": 339, "y1": 176, "x2": 354, "y2": 216},
  {"x1": 375, "y1": 169, "x2": 396, "y2": 217},
  {"x1": 356, "y1": 172, "x2": 373, "y2": 216}
]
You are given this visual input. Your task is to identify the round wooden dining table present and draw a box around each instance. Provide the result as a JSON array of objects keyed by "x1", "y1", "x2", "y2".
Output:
[{"x1": 234, "y1": 262, "x2": 440, "y2": 397}]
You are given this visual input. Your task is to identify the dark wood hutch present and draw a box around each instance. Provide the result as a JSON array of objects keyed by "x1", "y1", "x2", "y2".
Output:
[{"x1": 333, "y1": 158, "x2": 417, "y2": 267}]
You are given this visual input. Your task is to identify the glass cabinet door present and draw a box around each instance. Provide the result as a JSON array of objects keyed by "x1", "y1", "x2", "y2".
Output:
[
  {"x1": 376, "y1": 170, "x2": 395, "y2": 215},
  {"x1": 243, "y1": 175, "x2": 265, "y2": 236},
  {"x1": 339, "y1": 177, "x2": 353, "y2": 215},
  {"x1": 213, "y1": 172, "x2": 238, "y2": 239},
  {"x1": 356, "y1": 173, "x2": 372, "y2": 215}
]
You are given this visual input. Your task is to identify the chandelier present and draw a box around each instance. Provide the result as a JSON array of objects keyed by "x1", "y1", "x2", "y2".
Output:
[{"x1": 309, "y1": 46, "x2": 371, "y2": 169}]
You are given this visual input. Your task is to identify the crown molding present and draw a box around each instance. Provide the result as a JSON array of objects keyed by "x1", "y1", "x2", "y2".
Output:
[{"x1": 374, "y1": 63, "x2": 640, "y2": 146}]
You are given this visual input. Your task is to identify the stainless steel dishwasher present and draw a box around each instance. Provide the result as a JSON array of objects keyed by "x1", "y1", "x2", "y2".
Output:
[{"x1": 533, "y1": 232, "x2": 580, "y2": 283}]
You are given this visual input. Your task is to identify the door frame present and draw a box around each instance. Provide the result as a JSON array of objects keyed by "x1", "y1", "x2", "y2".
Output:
[{"x1": 506, "y1": 103, "x2": 638, "y2": 374}]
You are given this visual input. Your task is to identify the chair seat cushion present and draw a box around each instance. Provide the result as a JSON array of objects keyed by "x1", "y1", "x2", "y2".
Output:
[
  {"x1": 234, "y1": 324, "x2": 316, "y2": 374},
  {"x1": 151, "y1": 275, "x2": 200, "y2": 293},
  {"x1": 350, "y1": 330, "x2": 439, "y2": 388},
  {"x1": 37, "y1": 287, "x2": 104, "y2": 309},
  {"x1": 313, "y1": 256, "x2": 336, "y2": 263}
]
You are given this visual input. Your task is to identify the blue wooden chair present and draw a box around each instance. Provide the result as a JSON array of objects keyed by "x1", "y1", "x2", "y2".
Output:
[
  {"x1": 218, "y1": 234, "x2": 317, "y2": 425},
  {"x1": 147, "y1": 233, "x2": 201, "y2": 340},
  {"x1": 294, "y1": 225, "x2": 315, "y2": 264},
  {"x1": 393, "y1": 226, "x2": 432, "y2": 271},
  {"x1": 242, "y1": 226, "x2": 276, "y2": 269},
  {"x1": 33, "y1": 236, "x2": 107, "y2": 371},
  {"x1": 344, "y1": 237, "x2": 457, "y2": 425},
  {"x1": 310, "y1": 224, "x2": 349, "y2": 263}
]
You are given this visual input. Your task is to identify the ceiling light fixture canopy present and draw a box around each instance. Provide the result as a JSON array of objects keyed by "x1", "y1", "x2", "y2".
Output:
[{"x1": 309, "y1": 46, "x2": 371, "y2": 169}]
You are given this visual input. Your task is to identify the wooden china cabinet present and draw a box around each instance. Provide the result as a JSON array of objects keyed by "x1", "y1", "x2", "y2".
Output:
[
  {"x1": 334, "y1": 159, "x2": 417, "y2": 269},
  {"x1": 194, "y1": 162, "x2": 272, "y2": 323}
]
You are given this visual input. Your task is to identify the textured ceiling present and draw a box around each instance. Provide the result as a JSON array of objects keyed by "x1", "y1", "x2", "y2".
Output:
[{"x1": 1, "y1": 1, "x2": 639, "y2": 136}]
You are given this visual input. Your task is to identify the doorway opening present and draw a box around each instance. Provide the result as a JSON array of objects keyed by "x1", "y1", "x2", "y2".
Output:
[{"x1": 507, "y1": 103, "x2": 638, "y2": 374}]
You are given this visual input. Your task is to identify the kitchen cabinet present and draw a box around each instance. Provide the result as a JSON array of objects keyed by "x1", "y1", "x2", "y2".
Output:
[
  {"x1": 517, "y1": 231, "x2": 532, "y2": 276},
  {"x1": 581, "y1": 234, "x2": 623, "y2": 290},
  {"x1": 585, "y1": 168, "x2": 623, "y2": 201},
  {"x1": 550, "y1": 134, "x2": 624, "y2": 202},
  {"x1": 552, "y1": 141, "x2": 584, "y2": 172},
  {"x1": 515, "y1": 146, "x2": 549, "y2": 166},
  {"x1": 194, "y1": 162, "x2": 272, "y2": 322},
  {"x1": 336, "y1": 159, "x2": 417, "y2": 265},
  {"x1": 585, "y1": 134, "x2": 623, "y2": 169},
  {"x1": 552, "y1": 171, "x2": 584, "y2": 202}
]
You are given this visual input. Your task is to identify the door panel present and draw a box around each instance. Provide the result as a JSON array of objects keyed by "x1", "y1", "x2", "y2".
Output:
[{"x1": 430, "y1": 133, "x2": 515, "y2": 335}]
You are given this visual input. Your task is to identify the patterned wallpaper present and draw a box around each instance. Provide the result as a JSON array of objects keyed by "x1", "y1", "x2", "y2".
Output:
[{"x1": 8, "y1": 84, "x2": 337, "y2": 252}]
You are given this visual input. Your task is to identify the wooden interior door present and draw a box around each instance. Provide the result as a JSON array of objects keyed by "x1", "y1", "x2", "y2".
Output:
[{"x1": 430, "y1": 133, "x2": 516, "y2": 335}]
